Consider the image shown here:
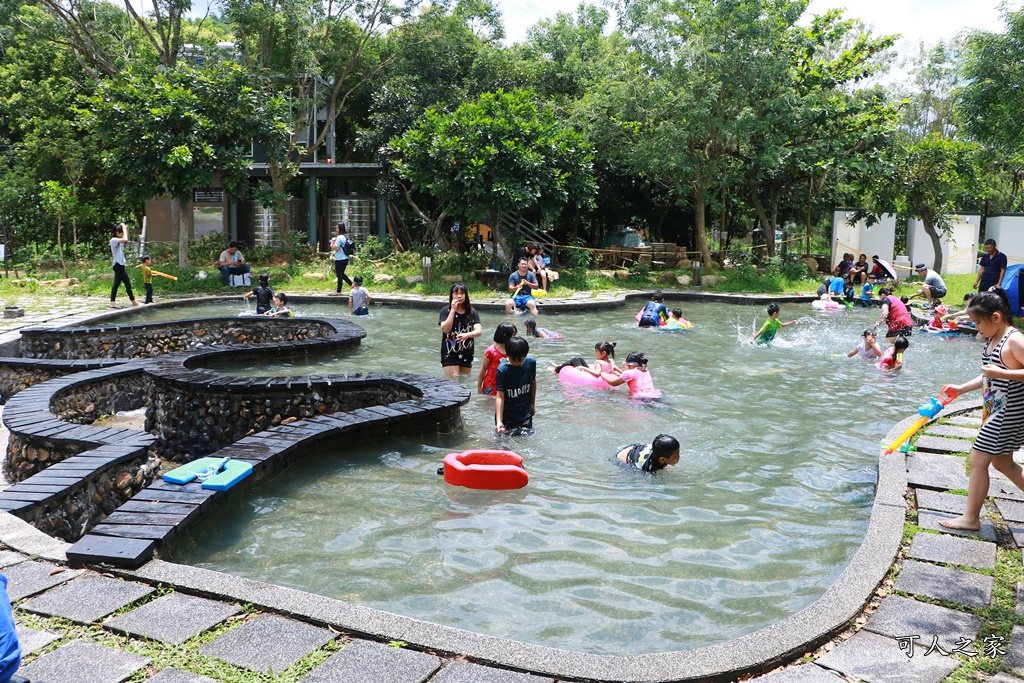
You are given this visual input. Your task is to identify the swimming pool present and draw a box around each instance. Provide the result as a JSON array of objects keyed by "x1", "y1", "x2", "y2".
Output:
[{"x1": 157, "y1": 299, "x2": 976, "y2": 655}]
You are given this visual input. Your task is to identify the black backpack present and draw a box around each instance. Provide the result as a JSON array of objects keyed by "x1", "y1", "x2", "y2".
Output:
[{"x1": 343, "y1": 237, "x2": 356, "y2": 256}]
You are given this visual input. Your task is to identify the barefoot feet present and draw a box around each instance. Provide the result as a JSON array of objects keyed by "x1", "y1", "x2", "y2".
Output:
[{"x1": 939, "y1": 516, "x2": 981, "y2": 531}]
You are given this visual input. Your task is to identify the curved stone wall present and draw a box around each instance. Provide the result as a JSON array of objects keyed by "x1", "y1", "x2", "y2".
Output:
[
  {"x1": 0, "y1": 313, "x2": 470, "y2": 566},
  {"x1": 19, "y1": 317, "x2": 349, "y2": 360}
]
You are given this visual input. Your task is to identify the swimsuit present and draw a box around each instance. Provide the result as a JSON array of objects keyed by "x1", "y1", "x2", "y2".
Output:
[{"x1": 975, "y1": 328, "x2": 1024, "y2": 456}]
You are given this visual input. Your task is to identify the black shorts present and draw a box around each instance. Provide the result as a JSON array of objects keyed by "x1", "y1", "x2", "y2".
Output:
[
  {"x1": 886, "y1": 325, "x2": 913, "y2": 338},
  {"x1": 638, "y1": 317, "x2": 659, "y2": 328},
  {"x1": 929, "y1": 286, "x2": 947, "y2": 299}
]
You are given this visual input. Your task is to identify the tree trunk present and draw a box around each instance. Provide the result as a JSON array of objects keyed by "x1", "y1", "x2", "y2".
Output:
[
  {"x1": 766, "y1": 189, "x2": 781, "y2": 259},
  {"x1": 385, "y1": 202, "x2": 412, "y2": 252},
  {"x1": 750, "y1": 187, "x2": 771, "y2": 261},
  {"x1": 692, "y1": 185, "x2": 713, "y2": 271},
  {"x1": 56, "y1": 217, "x2": 68, "y2": 278},
  {"x1": 921, "y1": 212, "x2": 944, "y2": 273},
  {"x1": 432, "y1": 213, "x2": 450, "y2": 253},
  {"x1": 72, "y1": 218, "x2": 79, "y2": 262},
  {"x1": 172, "y1": 199, "x2": 189, "y2": 270}
]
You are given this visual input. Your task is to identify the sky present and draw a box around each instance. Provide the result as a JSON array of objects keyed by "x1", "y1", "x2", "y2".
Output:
[{"x1": 496, "y1": 0, "x2": 1021, "y2": 54}]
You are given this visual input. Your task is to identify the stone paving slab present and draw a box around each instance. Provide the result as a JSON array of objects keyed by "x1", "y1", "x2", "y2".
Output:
[
  {"x1": 916, "y1": 510, "x2": 997, "y2": 541},
  {"x1": 300, "y1": 639, "x2": 442, "y2": 683},
  {"x1": 815, "y1": 630, "x2": 958, "y2": 683},
  {"x1": 428, "y1": 661, "x2": 555, "y2": 683},
  {"x1": 4, "y1": 560, "x2": 82, "y2": 600},
  {"x1": 1005, "y1": 625, "x2": 1024, "y2": 677},
  {"x1": 894, "y1": 560, "x2": 993, "y2": 608},
  {"x1": 16, "y1": 624, "x2": 62, "y2": 655},
  {"x1": 1005, "y1": 522, "x2": 1024, "y2": 549},
  {"x1": 146, "y1": 668, "x2": 225, "y2": 683},
  {"x1": 914, "y1": 435, "x2": 974, "y2": 454},
  {"x1": 992, "y1": 674, "x2": 1024, "y2": 683},
  {"x1": 996, "y1": 499, "x2": 1024, "y2": 523},
  {"x1": 864, "y1": 595, "x2": 983, "y2": 642},
  {"x1": 922, "y1": 424, "x2": 978, "y2": 440},
  {"x1": 751, "y1": 664, "x2": 847, "y2": 682},
  {"x1": 0, "y1": 551, "x2": 25, "y2": 568},
  {"x1": 1017, "y1": 583, "x2": 1024, "y2": 617},
  {"x1": 19, "y1": 574, "x2": 153, "y2": 624},
  {"x1": 907, "y1": 532, "x2": 996, "y2": 569},
  {"x1": 947, "y1": 415, "x2": 983, "y2": 428},
  {"x1": 990, "y1": 480, "x2": 1024, "y2": 502},
  {"x1": 915, "y1": 490, "x2": 968, "y2": 515},
  {"x1": 198, "y1": 614, "x2": 335, "y2": 674},
  {"x1": 17, "y1": 638, "x2": 150, "y2": 683},
  {"x1": 104, "y1": 593, "x2": 240, "y2": 645},
  {"x1": 906, "y1": 452, "x2": 969, "y2": 491}
]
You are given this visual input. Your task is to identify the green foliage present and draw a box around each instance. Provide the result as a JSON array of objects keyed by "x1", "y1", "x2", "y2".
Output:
[
  {"x1": 627, "y1": 261, "x2": 650, "y2": 278},
  {"x1": 560, "y1": 237, "x2": 593, "y2": 270},
  {"x1": 356, "y1": 235, "x2": 392, "y2": 261},
  {"x1": 391, "y1": 88, "x2": 597, "y2": 223},
  {"x1": 855, "y1": 134, "x2": 980, "y2": 271},
  {"x1": 82, "y1": 62, "x2": 290, "y2": 206}
]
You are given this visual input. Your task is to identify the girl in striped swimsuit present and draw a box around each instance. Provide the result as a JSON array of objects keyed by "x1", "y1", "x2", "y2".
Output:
[{"x1": 940, "y1": 289, "x2": 1024, "y2": 531}]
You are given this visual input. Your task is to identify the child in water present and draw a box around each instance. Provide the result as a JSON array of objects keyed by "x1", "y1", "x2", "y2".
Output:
[
  {"x1": 847, "y1": 329, "x2": 882, "y2": 360},
  {"x1": 638, "y1": 291, "x2": 669, "y2": 328},
  {"x1": 348, "y1": 275, "x2": 371, "y2": 316},
  {"x1": 661, "y1": 308, "x2": 691, "y2": 330},
  {"x1": 477, "y1": 322, "x2": 517, "y2": 395},
  {"x1": 753, "y1": 303, "x2": 797, "y2": 345},
  {"x1": 552, "y1": 341, "x2": 620, "y2": 377},
  {"x1": 601, "y1": 351, "x2": 661, "y2": 399},
  {"x1": 926, "y1": 304, "x2": 949, "y2": 331},
  {"x1": 877, "y1": 335, "x2": 909, "y2": 370},
  {"x1": 938, "y1": 288, "x2": 1024, "y2": 532},
  {"x1": 615, "y1": 434, "x2": 680, "y2": 472},
  {"x1": 265, "y1": 292, "x2": 293, "y2": 318},
  {"x1": 244, "y1": 273, "x2": 274, "y2": 315},
  {"x1": 524, "y1": 319, "x2": 563, "y2": 340},
  {"x1": 495, "y1": 336, "x2": 537, "y2": 435}
]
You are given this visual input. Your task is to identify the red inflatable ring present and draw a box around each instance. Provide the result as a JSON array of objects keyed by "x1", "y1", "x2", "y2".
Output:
[{"x1": 443, "y1": 450, "x2": 529, "y2": 490}]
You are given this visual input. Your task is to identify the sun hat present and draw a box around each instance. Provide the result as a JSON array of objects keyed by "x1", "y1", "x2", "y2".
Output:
[{"x1": 915, "y1": 263, "x2": 927, "y2": 271}]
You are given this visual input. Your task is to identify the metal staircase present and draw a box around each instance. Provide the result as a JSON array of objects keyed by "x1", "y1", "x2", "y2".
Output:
[{"x1": 497, "y1": 211, "x2": 555, "y2": 255}]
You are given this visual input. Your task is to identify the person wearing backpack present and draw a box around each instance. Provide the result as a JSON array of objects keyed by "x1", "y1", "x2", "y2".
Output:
[{"x1": 330, "y1": 222, "x2": 354, "y2": 295}]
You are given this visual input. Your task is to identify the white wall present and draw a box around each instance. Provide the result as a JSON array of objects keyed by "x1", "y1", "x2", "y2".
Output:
[
  {"x1": 984, "y1": 215, "x2": 1024, "y2": 264},
  {"x1": 831, "y1": 210, "x2": 896, "y2": 270},
  {"x1": 906, "y1": 213, "x2": 981, "y2": 275}
]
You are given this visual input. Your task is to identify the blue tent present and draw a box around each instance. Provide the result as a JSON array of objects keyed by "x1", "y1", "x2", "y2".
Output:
[{"x1": 1002, "y1": 263, "x2": 1024, "y2": 317}]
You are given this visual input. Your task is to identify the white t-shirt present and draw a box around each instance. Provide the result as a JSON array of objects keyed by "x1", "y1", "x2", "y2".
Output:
[
  {"x1": 110, "y1": 238, "x2": 125, "y2": 267},
  {"x1": 333, "y1": 235, "x2": 349, "y2": 261},
  {"x1": 219, "y1": 249, "x2": 244, "y2": 265}
]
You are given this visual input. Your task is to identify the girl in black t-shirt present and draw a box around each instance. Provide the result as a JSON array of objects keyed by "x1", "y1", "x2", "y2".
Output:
[{"x1": 439, "y1": 283, "x2": 483, "y2": 377}]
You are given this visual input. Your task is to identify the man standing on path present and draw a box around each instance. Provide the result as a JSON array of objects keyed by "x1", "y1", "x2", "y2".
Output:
[
  {"x1": 909, "y1": 264, "x2": 947, "y2": 308},
  {"x1": 975, "y1": 238, "x2": 1007, "y2": 293}
]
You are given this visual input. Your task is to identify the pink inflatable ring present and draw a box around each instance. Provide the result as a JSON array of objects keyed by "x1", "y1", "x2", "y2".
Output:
[
  {"x1": 443, "y1": 450, "x2": 529, "y2": 490},
  {"x1": 557, "y1": 365, "x2": 618, "y2": 389}
]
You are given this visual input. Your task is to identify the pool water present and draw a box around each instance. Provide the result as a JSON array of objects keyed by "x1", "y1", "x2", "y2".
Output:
[{"x1": 160, "y1": 300, "x2": 978, "y2": 654}]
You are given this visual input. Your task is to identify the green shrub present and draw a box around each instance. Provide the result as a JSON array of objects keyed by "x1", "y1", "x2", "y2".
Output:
[
  {"x1": 560, "y1": 237, "x2": 593, "y2": 270},
  {"x1": 357, "y1": 235, "x2": 392, "y2": 261}
]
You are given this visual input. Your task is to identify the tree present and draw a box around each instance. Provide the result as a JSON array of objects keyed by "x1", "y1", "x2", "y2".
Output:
[
  {"x1": 390, "y1": 88, "x2": 596, "y2": 254},
  {"x1": 82, "y1": 62, "x2": 289, "y2": 268},
  {"x1": 610, "y1": 0, "x2": 808, "y2": 270},
  {"x1": 857, "y1": 134, "x2": 979, "y2": 272},
  {"x1": 225, "y1": 0, "x2": 408, "y2": 234},
  {"x1": 959, "y1": 6, "x2": 1024, "y2": 211},
  {"x1": 743, "y1": 11, "x2": 898, "y2": 257}
]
